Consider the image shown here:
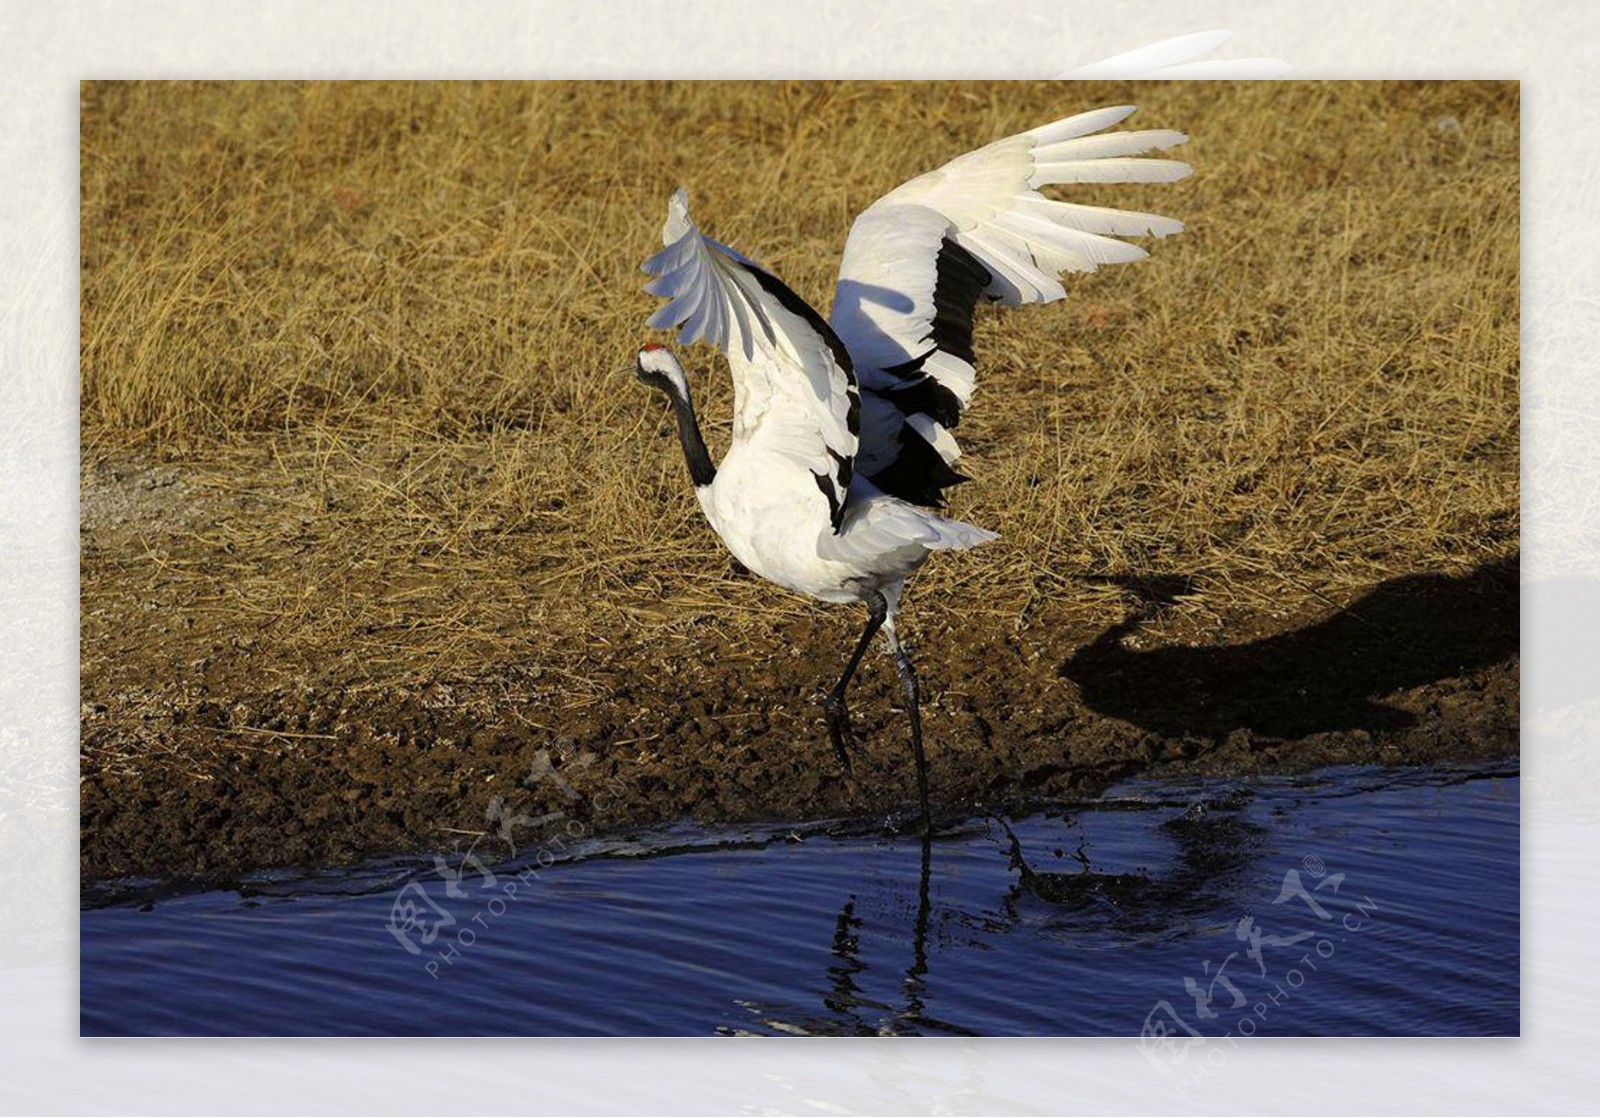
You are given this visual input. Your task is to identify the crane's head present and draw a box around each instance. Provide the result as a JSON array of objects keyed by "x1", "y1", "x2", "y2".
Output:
[{"x1": 634, "y1": 343, "x2": 691, "y2": 402}]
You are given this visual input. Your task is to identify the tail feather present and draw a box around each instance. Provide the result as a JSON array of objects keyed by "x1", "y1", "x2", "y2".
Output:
[{"x1": 924, "y1": 515, "x2": 999, "y2": 551}]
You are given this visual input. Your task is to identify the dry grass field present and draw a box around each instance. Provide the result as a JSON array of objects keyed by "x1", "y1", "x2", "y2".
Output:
[{"x1": 80, "y1": 81, "x2": 1519, "y2": 881}]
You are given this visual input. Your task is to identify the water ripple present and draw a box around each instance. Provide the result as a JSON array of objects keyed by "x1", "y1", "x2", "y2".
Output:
[{"x1": 81, "y1": 762, "x2": 1519, "y2": 1036}]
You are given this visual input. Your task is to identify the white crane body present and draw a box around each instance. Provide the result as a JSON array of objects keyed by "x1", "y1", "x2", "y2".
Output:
[{"x1": 632, "y1": 104, "x2": 1190, "y2": 829}]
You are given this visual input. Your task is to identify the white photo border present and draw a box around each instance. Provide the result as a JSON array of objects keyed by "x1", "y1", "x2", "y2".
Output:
[{"x1": 6, "y1": 0, "x2": 1589, "y2": 1112}]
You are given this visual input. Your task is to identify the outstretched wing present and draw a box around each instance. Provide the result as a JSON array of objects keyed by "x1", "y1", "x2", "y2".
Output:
[
  {"x1": 642, "y1": 189, "x2": 860, "y2": 532},
  {"x1": 830, "y1": 105, "x2": 1189, "y2": 506}
]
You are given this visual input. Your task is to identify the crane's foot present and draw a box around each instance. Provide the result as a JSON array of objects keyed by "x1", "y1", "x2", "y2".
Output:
[
  {"x1": 823, "y1": 692, "x2": 856, "y2": 772},
  {"x1": 894, "y1": 649, "x2": 933, "y2": 837}
]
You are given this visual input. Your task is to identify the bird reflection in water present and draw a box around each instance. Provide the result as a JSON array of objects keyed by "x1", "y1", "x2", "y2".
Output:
[
  {"x1": 996, "y1": 791, "x2": 1264, "y2": 937},
  {"x1": 730, "y1": 791, "x2": 1264, "y2": 1035}
]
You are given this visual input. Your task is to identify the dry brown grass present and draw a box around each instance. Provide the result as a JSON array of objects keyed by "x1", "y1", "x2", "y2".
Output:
[{"x1": 80, "y1": 80, "x2": 1518, "y2": 697}]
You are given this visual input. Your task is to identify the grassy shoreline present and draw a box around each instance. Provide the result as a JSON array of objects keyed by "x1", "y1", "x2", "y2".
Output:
[{"x1": 80, "y1": 81, "x2": 1519, "y2": 881}]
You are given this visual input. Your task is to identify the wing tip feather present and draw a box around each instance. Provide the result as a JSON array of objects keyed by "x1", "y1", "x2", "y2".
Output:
[
  {"x1": 1025, "y1": 104, "x2": 1139, "y2": 145},
  {"x1": 664, "y1": 186, "x2": 692, "y2": 244}
]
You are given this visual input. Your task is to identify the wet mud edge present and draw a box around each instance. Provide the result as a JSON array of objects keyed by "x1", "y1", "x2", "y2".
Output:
[{"x1": 81, "y1": 559, "x2": 1519, "y2": 886}]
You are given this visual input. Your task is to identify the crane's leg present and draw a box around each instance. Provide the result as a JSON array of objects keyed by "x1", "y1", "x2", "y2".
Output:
[
  {"x1": 825, "y1": 589, "x2": 888, "y2": 772},
  {"x1": 883, "y1": 612, "x2": 933, "y2": 836}
]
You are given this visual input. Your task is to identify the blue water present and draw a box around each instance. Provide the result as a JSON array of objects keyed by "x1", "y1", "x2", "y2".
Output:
[{"x1": 80, "y1": 763, "x2": 1519, "y2": 1036}]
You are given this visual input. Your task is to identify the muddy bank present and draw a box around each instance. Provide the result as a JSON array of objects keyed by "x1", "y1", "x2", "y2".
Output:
[{"x1": 81, "y1": 547, "x2": 1518, "y2": 885}]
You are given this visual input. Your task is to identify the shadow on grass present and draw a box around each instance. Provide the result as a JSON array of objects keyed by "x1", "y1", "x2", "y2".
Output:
[{"x1": 1060, "y1": 555, "x2": 1519, "y2": 739}]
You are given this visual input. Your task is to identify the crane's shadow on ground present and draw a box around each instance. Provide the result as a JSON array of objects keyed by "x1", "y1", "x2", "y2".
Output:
[{"x1": 1059, "y1": 553, "x2": 1521, "y2": 739}]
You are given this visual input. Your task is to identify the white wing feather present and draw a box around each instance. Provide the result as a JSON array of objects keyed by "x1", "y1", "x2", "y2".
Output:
[
  {"x1": 642, "y1": 189, "x2": 861, "y2": 529},
  {"x1": 639, "y1": 106, "x2": 1186, "y2": 560},
  {"x1": 830, "y1": 105, "x2": 1189, "y2": 479}
]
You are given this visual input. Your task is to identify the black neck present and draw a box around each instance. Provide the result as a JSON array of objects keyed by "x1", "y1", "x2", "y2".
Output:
[{"x1": 667, "y1": 388, "x2": 716, "y2": 488}]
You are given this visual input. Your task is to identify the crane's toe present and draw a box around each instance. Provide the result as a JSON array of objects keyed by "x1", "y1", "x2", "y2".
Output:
[{"x1": 823, "y1": 693, "x2": 856, "y2": 772}]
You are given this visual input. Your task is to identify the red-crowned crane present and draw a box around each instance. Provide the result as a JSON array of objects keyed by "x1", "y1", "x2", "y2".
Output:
[{"x1": 634, "y1": 105, "x2": 1190, "y2": 832}]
